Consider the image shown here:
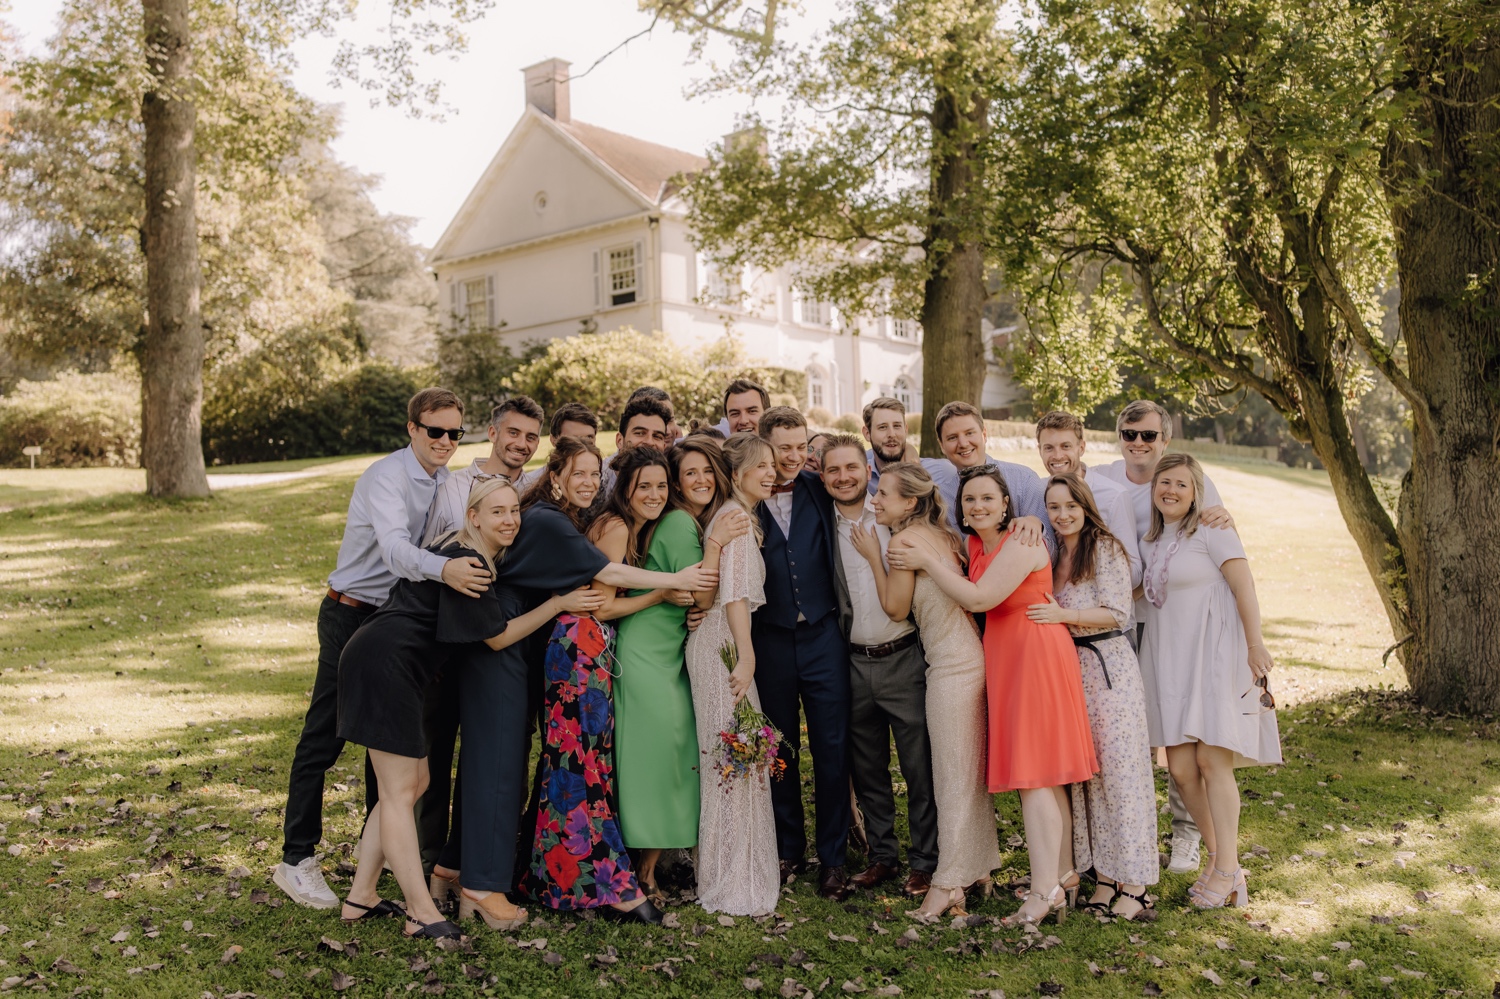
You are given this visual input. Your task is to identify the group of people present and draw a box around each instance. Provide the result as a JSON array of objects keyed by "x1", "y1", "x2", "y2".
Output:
[{"x1": 270, "y1": 377, "x2": 1282, "y2": 942}]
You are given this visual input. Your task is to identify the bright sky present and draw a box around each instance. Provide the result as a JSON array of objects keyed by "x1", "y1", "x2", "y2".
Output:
[{"x1": 8, "y1": 1, "x2": 834, "y2": 247}]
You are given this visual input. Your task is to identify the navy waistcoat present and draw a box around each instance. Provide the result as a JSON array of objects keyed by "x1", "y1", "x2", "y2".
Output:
[{"x1": 756, "y1": 470, "x2": 838, "y2": 630}]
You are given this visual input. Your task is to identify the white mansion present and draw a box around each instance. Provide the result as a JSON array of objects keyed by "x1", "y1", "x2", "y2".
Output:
[{"x1": 429, "y1": 58, "x2": 1017, "y2": 419}]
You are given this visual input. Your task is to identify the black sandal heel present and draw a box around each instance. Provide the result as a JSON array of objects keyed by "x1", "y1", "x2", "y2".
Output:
[
  {"x1": 1112, "y1": 886, "x2": 1157, "y2": 922},
  {"x1": 342, "y1": 898, "x2": 406, "y2": 922},
  {"x1": 1079, "y1": 881, "x2": 1119, "y2": 917},
  {"x1": 404, "y1": 915, "x2": 463, "y2": 939}
]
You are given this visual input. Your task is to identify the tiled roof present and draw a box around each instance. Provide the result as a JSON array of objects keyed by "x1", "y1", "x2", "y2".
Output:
[{"x1": 557, "y1": 119, "x2": 709, "y2": 203}]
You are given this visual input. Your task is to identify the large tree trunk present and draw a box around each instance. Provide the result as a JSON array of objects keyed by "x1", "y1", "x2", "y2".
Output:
[
  {"x1": 1384, "y1": 24, "x2": 1500, "y2": 714},
  {"x1": 140, "y1": 0, "x2": 209, "y2": 498},
  {"x1": 917, "y1": 77, "x2": 989, "y2": 458}
]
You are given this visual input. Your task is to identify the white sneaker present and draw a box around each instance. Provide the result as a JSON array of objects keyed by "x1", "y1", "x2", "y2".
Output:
[
  {"x1": 1166, "y1": 833, "x2": 1202, "y2": 875},
  {"x1": 272, "y1": 857, "x2": 340, "y2": 909}
]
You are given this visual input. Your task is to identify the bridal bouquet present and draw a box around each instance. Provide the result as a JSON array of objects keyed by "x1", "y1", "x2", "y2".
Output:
[{"x1": 712, "y1": 641, "x2": 786, "y2": 790}]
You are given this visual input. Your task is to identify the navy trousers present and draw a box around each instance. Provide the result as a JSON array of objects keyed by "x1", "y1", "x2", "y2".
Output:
[
  {"x1": 753, "y1": 613, "x2": 851, "y2": 869},
  {"x1": 449, "y1": 643, "x2": 531, "y2": 892}
]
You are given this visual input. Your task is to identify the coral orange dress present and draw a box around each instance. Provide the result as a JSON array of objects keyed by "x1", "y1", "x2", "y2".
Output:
[{"x1": 968, "y1": 535, "x2": 1098, "y2": 792}]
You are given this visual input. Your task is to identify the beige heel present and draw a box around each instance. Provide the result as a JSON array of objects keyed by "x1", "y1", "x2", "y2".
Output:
[
  {"x1": 457, "y1": 889, "x2": 528, "y2": 931},
  {"x1": 429, "y1": 869, "x2": 460, "y2": 907}
]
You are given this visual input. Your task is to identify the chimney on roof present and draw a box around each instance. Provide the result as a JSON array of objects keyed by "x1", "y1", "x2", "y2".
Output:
[
  {"x1": 523, "y1": 58, "x2": 571, "y2": 123},
  {"x1": 722, "y1": 126, "x2": 768, "y2": 159}
]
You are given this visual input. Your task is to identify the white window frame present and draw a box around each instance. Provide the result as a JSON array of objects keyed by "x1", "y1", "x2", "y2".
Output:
[
  {"x1": 890, "y1": 318, "x2": 919, "y2": 341},
  {"x1": 806, "y1": 365, "x2": 828, "y2": 411},
  {"x1": 793, "y1": 287, "x2": 832, "y2": 327},
  {"x1": 893, "y1": 375, "x2": 915, "y2": 412},
  {"x1": 595, "y1": 242, "x2": 644, "y2": 309},
  {"x1": 450, "y1": 275, "x2": 496, "y2": 329}
]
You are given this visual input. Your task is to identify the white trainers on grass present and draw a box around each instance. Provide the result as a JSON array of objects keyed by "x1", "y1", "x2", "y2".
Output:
[
  {"x1": 1166, "y1": 832, "x2": 1202, "y2": 875},
  {"x1": 272, "y1": 857, "x2": 339, "y2": 909}
]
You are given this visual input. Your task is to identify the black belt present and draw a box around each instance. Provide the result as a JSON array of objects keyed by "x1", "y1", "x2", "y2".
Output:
[
  {"x1": 1073, "y1": 629, "x2": 1125, "y2": 688},
  {"x1": 849, "y1": 631, "x2": 919, "y2": 659}
]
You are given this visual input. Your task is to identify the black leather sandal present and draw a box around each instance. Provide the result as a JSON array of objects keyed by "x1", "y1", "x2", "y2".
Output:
[
  {"x1": 598, "y1": 898, "x2": 664, "y2": 925},
  {"x1": 1111, "y1": 886, "x2": 1157, "y2": 921},
  {"x1": 1079, "y1": 881, "x2": 1119, "y2": 917},
  {"x1": 404, "y1": 915, "x2": 463, "y2": 939},
  {"x1": 342, "y1": 898, "x2": 405, "y2": 922}
]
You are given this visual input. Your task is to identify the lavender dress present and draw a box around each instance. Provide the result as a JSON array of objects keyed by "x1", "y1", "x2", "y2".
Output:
[{"x1": 1137, "y1": 525, "x2": 1282, "y2": 767}]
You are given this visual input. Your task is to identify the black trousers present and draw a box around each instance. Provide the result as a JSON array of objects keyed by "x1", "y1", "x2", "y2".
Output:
[
  {"x1": 847, "y1": 642, "x2": 938, "y2": 873},
  {"x1": 450, "y1": 643, "x2": 532, "y2": 892},
  {"x1": 282, "y1": 597, "x2": 375, "y2": 865},
  {"x1": 753, "y1": 614, "x2": 852, "y2": 869}
]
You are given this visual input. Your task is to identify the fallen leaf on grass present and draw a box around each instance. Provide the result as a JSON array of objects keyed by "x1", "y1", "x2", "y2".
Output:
[
  {"x1": 330, "y1": 970, "x2": 354, "y2": 991},
  {"x1": 86, "y1": 878, "x2": 105, "y2": 893},
  {"x1": 221, "y1": 945, "x2": 243, "y2": 964},
  {"x1": 1142, "y1": 983, "x2": 1161, "y2": 996},
  {"x1": 267, "y1": 969, "x2": 285, "y2": 979},
  {"x1": 49, "y1": 958, "x2": 82, "y2": 975},
  {"x1": 227, "y1": 865, "x2": 252, "y2": 879},
  {"x1": 719, "y1": 915, "x2": 737, "y2": 927},
  {"x1": 109, "y1": 929, "x2": 129, "y2": 944},
  {"x1": 744, "y1": 979, "x2": 763, "y2": 991},
  {"x1": 1200, "y1": 970, "x2": 1223, "y2": 986},
  {"x1": 874, "y1": 986, "x2": 902, "y2": 996},
  {"x1": 1348, "y1": 960, "x2": 1366, "y2": 970},
  {"x1": 543, "y1": 952, "x2": 563, "y2": 966},
  {"x1": 319, "y1": 936, "x2": 345, "y2": 953}
]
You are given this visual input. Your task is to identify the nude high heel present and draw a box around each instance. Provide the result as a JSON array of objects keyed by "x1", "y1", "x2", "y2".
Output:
[
  {"x1": 907, "y1": 885, "x2": 968, "y2": 920},
  {"x1": 457, "y1": 889, "x2": 528, "y2": 931},
  {"x1": 1188, "y1": 850, "x2": 1217, "y2": 898},
  {"x1": 1001, "y1": 882, "x2": 1068, "y2": 928},
  {"x1": 429, "y1": 868, "x2": 460, "y2": 907},
  {"x1": 1190, "y1": 868, "x2": 1248, "y2": 909}
]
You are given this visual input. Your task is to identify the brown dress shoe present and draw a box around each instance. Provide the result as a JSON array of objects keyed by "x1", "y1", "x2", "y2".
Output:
[
  {"x1": 817, "y1": 866, "x2": 851, "y2": 901},
  {"x1": 849, "y1": 862, "x2": 899, "y2": 889},
  {"x1": 903, "y1": 870, "x2": 933, "y2": 897}
]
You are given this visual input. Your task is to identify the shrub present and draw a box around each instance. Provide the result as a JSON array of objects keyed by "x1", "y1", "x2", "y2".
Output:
[
  {"x1": 0, "y1": 367, "x2": 141, "y2": 467},
  {"x1": 202, "y1": 361, "x2": 428, "y2": 465},
  {"x1": 505, "y1": 327, "x2": 806, "y2": 429},
  {"x1": 832, "y1": 412, "x2": 862, "y2": 434},
  {"x1": 806, "y1": 406, "x2": 834, "y2": 427},
  {"x1": 906, "y1": 412, "x2": 922, "y2": 437}
]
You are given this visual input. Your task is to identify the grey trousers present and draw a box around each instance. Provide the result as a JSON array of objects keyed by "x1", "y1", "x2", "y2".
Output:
[
  {"x1": 847, "y1": 641, "x2": 939, "y2": 873},
  {"x1": 1132, "y1": 621, "x2": 1200, "y2": 842}
]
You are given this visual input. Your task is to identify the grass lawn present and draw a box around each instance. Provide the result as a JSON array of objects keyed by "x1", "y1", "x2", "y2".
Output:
[{"x1": 0, "y1": 455, "x2": 1496, "y2": 998}]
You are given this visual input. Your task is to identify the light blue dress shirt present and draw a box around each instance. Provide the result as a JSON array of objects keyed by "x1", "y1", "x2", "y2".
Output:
[
  {"x1": 326, "y1": 446, "x2": 450, "y2": 606},
  {"x1": 865, "y1": 448, "x2": 1054, "y2": 547}
]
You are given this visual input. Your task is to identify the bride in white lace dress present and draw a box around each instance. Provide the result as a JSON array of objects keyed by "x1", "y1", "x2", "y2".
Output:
[{"x1": 684, "y1": 433, "x2": 780, "y2": 916}]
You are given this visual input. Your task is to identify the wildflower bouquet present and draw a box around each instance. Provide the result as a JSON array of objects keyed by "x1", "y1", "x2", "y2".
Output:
[{"x1": 713, "y1": 640, "x2": 786, "y2": 790}]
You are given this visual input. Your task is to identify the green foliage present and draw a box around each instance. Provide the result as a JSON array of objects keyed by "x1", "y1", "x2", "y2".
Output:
[
  {"x1": 435, "y1": 328, "x2": 539, "y2": 421},
  {"x1": 504, "y1": 328, "x2": 803, "y2": 428},
  {"x1": 0, "y1": 366, "x2": 141, "y2": 468},
  {"x1": 202, "y1": 361, "x2": 427, "y2": 465}
]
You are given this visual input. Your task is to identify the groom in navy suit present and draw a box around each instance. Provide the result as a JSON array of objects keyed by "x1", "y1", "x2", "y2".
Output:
[{"x1": 751, "y1": 407, "x2": 852, "y2": 900}]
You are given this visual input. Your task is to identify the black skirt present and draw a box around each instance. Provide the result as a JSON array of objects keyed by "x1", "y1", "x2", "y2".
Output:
[{"x1": 337, "y1": 543, "x2": 509, "y2": 758}]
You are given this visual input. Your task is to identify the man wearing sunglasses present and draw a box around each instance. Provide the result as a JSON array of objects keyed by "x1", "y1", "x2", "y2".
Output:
[
  {"x1": 1092, "y1": 398, "x2": 1235, "y2": 879},
  {"x1": 275, "y1": 388, "x2": 493, "y2": 911}
]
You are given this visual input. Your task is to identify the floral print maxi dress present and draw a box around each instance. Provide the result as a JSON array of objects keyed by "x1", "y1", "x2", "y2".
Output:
[{"x1": 518, "y1": 613, "x2": 643, "y2": 910}]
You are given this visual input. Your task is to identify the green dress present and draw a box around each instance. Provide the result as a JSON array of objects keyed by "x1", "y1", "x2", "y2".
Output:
[{"x1": 614, "y1": 508, "x2": 701, "y2": 848}]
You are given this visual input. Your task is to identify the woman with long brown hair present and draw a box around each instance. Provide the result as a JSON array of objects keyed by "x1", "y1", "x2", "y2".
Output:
[
  {"x1": 611, "y1": 444, "x2": 747, "y2": 899},
  {"x1": 1026, "y1": 473, "x2": 1157, "y2": 920},
  {"x1": 890, "y1": 464, "x2": 1097, "y2": 928},
  {"x1": 852, "y1": 461, "x2": 1000, "y2": 920},
  {"x1": 457, "y1": 438, "x2": 715, "y2": 926}
]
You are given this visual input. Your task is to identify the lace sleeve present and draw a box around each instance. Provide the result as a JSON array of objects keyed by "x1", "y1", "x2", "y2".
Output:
[
  {"x1": 1096, "y1": 539, "x2": 1133, "y2": 631},
  {"x1": 720, "y1": 526, "x2": 765, "y2": 613}
]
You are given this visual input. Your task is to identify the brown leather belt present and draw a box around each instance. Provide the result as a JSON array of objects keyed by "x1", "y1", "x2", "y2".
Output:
[
  {"x1": 848, "y1": 631, "x2": 919, "y2": 659},
  {"x1": 326, "y1": 588, "x2": 376, "y2": 611}
]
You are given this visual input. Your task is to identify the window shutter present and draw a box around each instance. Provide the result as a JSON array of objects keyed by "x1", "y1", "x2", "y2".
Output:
[
  {"x1": 635, "y1": 240, "x2": 645, "y2": 300},
  {"x1": 486, "y1": 275, "x2": 497, "y2": 327},
  {"x1": 792, "y1": 286, "x2": 804, "y2": 324},
  {"x1": 448, "y1": 281, "x2": 458, "y2": 325},
  {"x1": 592, "y1": 250, "x2": 601, "y2": 308}
]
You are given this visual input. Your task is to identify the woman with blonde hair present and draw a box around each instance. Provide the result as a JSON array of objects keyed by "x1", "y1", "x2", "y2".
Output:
[
  {"x1": 852, "y1": 461, "x2": 1001, "y2": 920},
  {"x1": 338, "y1": 478, "x2": 605, "y2": 940},
  {"x1": 684, "y1": 431, "x2": 781, "y2": 915},
  {"x1": 1137, "y1": 453, "x2": 1280, "y2": 909}
]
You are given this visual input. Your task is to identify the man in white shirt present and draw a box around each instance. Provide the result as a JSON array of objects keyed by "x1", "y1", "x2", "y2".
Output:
[
  {"x1": 1034, "y1": 411, "x2": 1141, "y2": 588},
  {"x1": 423, "y1": 396, "x2": 544, "y2": 545},
  {"x1": 275, "y1": 388, "x2": 489, "y2": 909},
  {"x1": 820, "y1": 433, "x2": 938, "y2": 898},
  {"x1": 1090, "y1": 399, "x2": 1236, "y2": 877}
]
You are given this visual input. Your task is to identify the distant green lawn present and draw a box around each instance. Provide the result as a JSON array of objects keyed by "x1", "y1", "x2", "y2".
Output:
[{"x1": 0, "y1": 455, "x2": 1495, "y2": 997}]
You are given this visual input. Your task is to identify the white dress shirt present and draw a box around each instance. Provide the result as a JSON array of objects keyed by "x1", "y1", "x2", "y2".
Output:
[
  {"x1": 326, "y1": 446, "x2": 450, "y2": 606},
  {"x1": 835, "y1": 502, "x2": 916, "y2": 647},
  {"x1": 766, "y1": 485, "x2": 795, "y2": 540}
]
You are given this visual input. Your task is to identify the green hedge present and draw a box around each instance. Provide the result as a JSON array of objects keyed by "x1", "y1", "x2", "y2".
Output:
[
  {"x1": 0, "y1": 368, "x2": 141, "y2": 468},
  {"x1": 203, "y1": 362, "x2": 428, "y2": 465}
]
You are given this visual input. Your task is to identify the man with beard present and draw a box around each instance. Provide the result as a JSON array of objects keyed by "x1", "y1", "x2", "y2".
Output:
[{"x1": 819, "y1": 433, "x2": 937, "y2": 897}]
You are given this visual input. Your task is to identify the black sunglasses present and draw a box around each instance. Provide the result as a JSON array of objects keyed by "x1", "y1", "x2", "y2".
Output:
[
  {"x1": 417, "y1": 421, "x2": 465, "y2": 442},
  {"x1": 1240, "y1": 675, "x2": 1275, "y2": 714},
  {"x1": 1119, "y1": 429, "x2": 1161, "y2": 443}
]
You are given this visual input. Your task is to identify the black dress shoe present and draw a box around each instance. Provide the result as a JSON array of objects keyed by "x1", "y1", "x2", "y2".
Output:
[
  {"x1": 779, "y1": 859, "x2": 808, "y2": 885},
  {"x1": 849, "y1": 862, "x2": 899, "y2": 890},
  {"x1": 903, "y1": 870, "x2": 933, "y2": 897},
  {"x1": 817, "y1": 866, "x2": 851, "y2": 901},
  {"x1": 599, "y1": 898, "x2": 664, "y2": 925}
]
